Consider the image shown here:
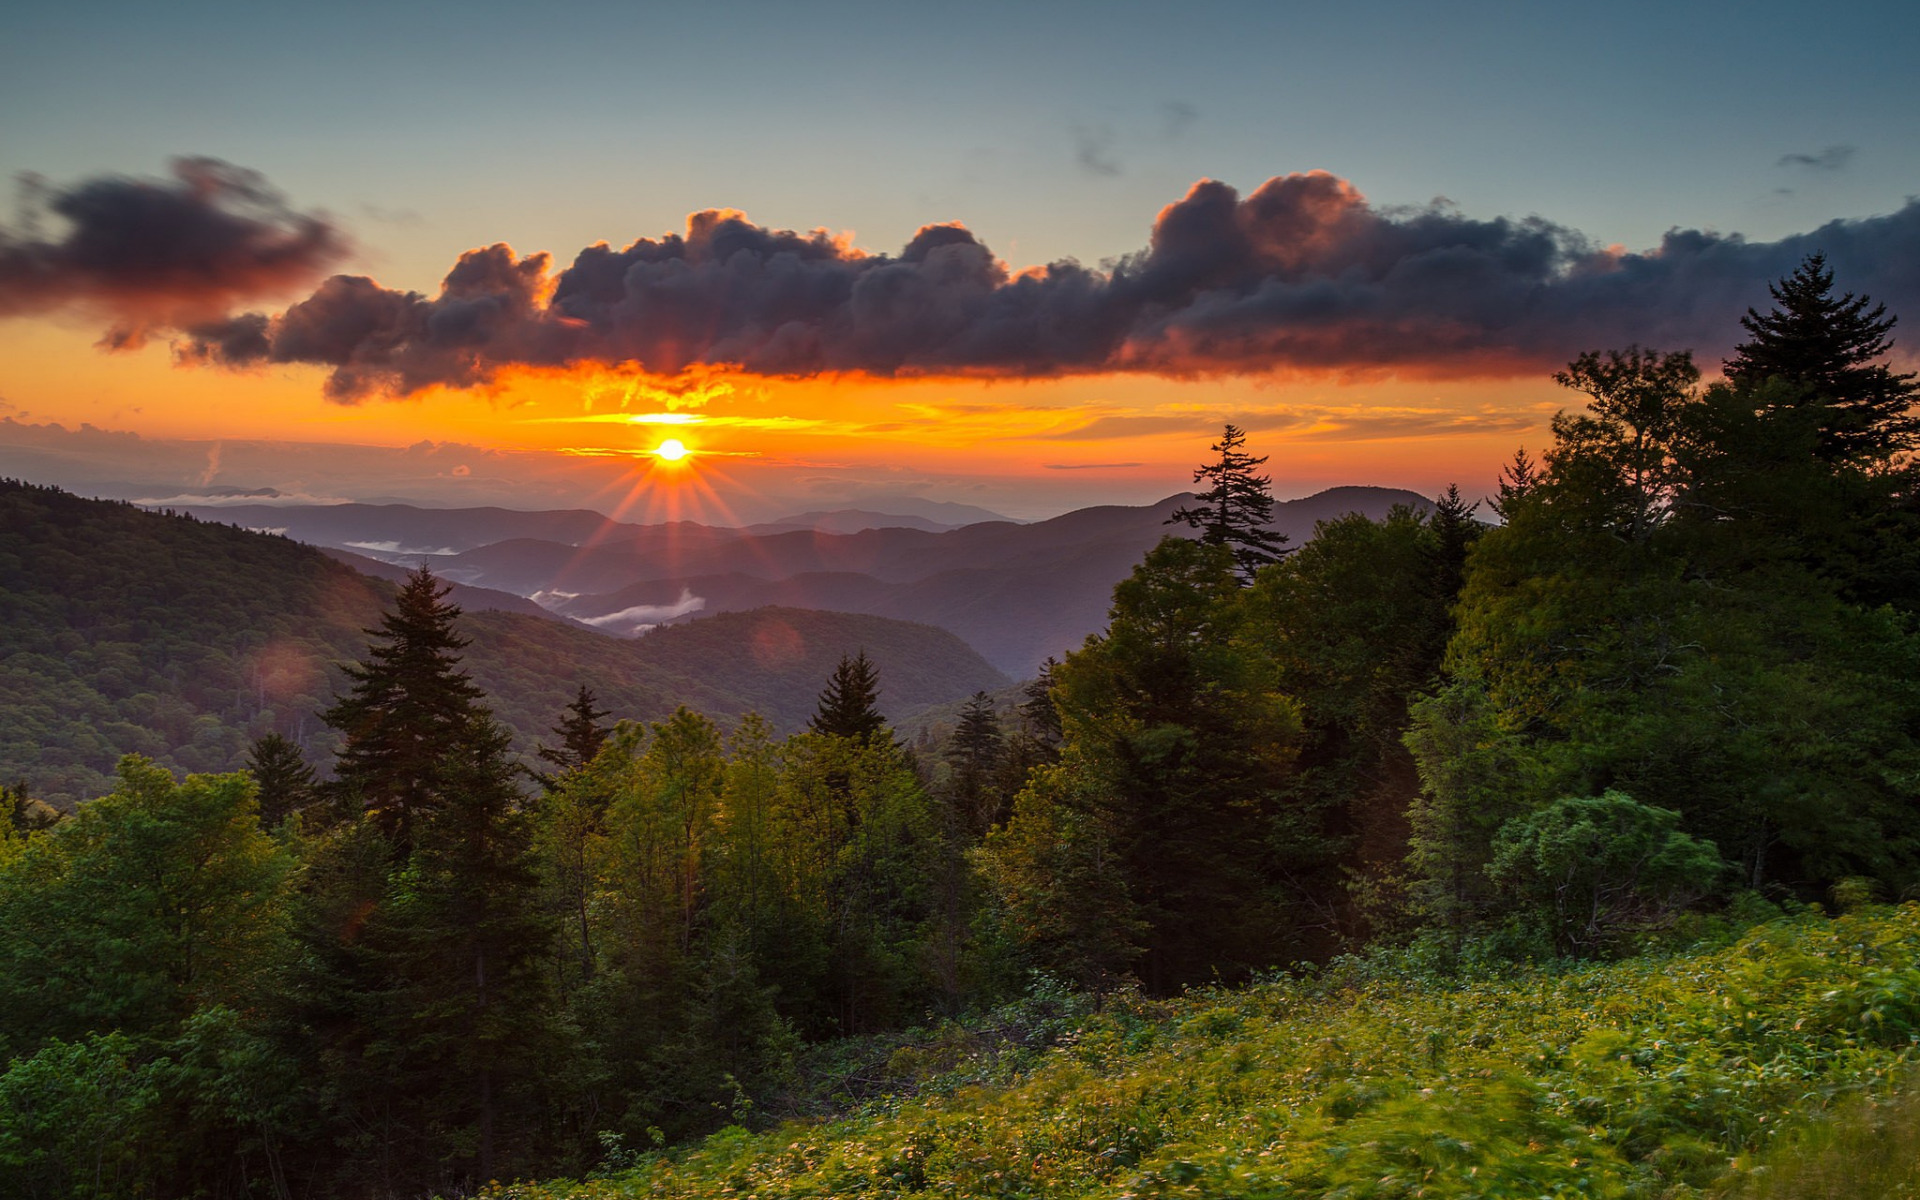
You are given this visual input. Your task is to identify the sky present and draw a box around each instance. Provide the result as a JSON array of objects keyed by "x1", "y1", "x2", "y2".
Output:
[{"x1": 2, "y1": 0, "x2": 1916, "y2": 521}]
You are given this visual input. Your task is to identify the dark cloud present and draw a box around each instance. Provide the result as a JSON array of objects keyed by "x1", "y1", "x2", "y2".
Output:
[
  {"x1": 1777, "y1": 145, "x2": 1857, "y2": 172},
  {"x1": 0, "y1": 158, "x2": 347, "y2": 341},
  {"x1": 177, "y1": 170, "x2": 1920, "y2": 399}
]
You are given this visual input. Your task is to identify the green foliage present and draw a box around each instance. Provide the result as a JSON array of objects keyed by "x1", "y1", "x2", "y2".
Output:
[
  {"x1": 982, "y1": 537, "x2": 1313, "y2": 992},
  {"x1": 0, "y1": 1033, "x2": 160, "y2": 1200},
  {"x1": 484, "y1": 906, "x2": 1920, "y2": 1200},
  {"x1": 0, "y1": 757, "x2": 293, "y2": 1050},
  {"x1": 1487, "y1": 791, "x2": 1725, "y2": 954},
  {"x1": 538, "y1": 684, "x2": 613, "y2": 783},
  {"x1": 245, "y1": 730, "x2": 318, "y2": 826},
  {"x1": 1408, "y1": 281, "x2": 1920, "y2": 919},
  {"x1": 1717, "y1": 1076, "x2": 1920, "y2": 1200}
]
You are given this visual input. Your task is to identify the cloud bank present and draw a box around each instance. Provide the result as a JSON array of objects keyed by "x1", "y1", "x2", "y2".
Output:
[
  {"x1": 18, "y1": 162, "x2": 1920, "y2": 395},
  {"x1": 0, "y1": 158, "x2": 348, "y2": 344}
]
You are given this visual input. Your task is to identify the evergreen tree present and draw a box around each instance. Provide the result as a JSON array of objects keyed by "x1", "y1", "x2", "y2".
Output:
[
  {"x1": 1428, "y1": 484, "x2": 1483, "y2": 608},
  {"x1": 390, "y1": 711, "x2": 551, "y2": 1184},
  {"x1": 945, "y1": 692, "x2": 1005, "y2": 838},
  {"x1": 536, "y1": 685, "x2": 613, "y2": 784},
  {"x1": 307, "y1": 568, "x2": 555, "y2": 1190},
  {"x1": 1491, "y1": 448, "x2": 1540, "y2": 520},
  {"x1": 983, "y1": 538, "x2": 1308, "y2": 992},
  {"x1": 245, "y1": 732, "x2": 318, "y2": 827},
  {"x1": 322, "y1": 567, "x2": 489, "y2": 848},
  {"x1": 1167, "y1": 424, "x2": 1291, "y2": 581},
  {"x1": 1725, "y1": 252, "x2": 1920, "y2": 462},
  {"x1": 809, "y1": 651, "x2": 888, "y2": 741}
]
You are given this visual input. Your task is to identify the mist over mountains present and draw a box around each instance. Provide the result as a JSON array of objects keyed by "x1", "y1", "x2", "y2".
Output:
[{"x1": 174, "y1": 486, "x2": 1433, "y2": 673}]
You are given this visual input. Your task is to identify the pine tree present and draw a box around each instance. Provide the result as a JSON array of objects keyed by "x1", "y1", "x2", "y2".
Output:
[
  {"x1": 322, "y1": 567, "x2": 490, "y2": 848},
  {"x1": 244, "y1": 732, "x2": 318, "y2": 827},
  {"x1": 944, "y1": 692, "x2": 1005, "y2": 837},
  {"x1": 1725, "y1": 252, "x2": 1919, "y2": 462},
  {"x1": 535, "y1": 685, "x2": 612, "y2": 784},
  {"x1": 1167, "y1": 424, "x2": 1291, "y2": 581},
  {"x1": 1491, "y1": 448, "x2": 1540, "y2": 520},
  {"x1": 307, "y1": 568, "x2": 553, "y2": 1189},
  {"x1": 809, "y1": 651, "x2": 888, "y2": 741},
  {"x1": 1427, "y1": 484, "x2": 1483, "y2": 608}
]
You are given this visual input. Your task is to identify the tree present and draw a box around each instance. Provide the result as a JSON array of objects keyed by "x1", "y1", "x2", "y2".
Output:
[
  {"x1": 245, "y1": 732, "x2": 318, "y2": 827},
  {"x1": 982, "y1": 538, "x2": 1308, "y2": 992},
  {"x1": 944, "y1": 692, "x2": 1005, "y2": 838},
  {"x1": 307, "y1": 569, "x2": 554, "y2": 1190},
  {"x1": 3, "y1": 781, "x2": 60, "y2": 835},
  {"x1": 1549, "y1": 347, "x2": 1699, "y2": 543},
  {"x1": 1725, "y1": 252, "x2": 1919, "y2": 462},
  {"x1": 322, "y1": 567, "x2": 490, "y2": 848},
  {"x1": 1425, "y1": 485, "x2": 1486, "y2": 643},
  {"x1": 809, "y1": 651, "x2": 887, "y2": 742},
  {"x1": 0, "y1": 758, "x2": 294, "y2": 1049},
  {"x1": 536, "y1": 685, "x2": 612, "y2": 783},
  {"x1": 1487, "y1": 791, "x2": 1724, "y2": 955},
  {"x1": 1167, "y1": 423, "x2": 1291, "y2": 581}
]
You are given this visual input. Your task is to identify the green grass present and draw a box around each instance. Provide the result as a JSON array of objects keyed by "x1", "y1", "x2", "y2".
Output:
[{"x1": 484, "y1": 906, "x2": 1920, "y2": 1199}]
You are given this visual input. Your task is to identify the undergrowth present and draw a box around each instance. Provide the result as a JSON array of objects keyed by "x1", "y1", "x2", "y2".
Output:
[{"x1": 486, "y1": 905, "x2": 1920, "y2": 1199}]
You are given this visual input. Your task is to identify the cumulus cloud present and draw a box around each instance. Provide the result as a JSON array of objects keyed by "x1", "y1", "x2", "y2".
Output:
[
  {"x1": 156, "y1": 170, "x2": 1920, "y2": 397},
  {"x1": 0, "y1": 158, "x2": 347, "y2": 342}
]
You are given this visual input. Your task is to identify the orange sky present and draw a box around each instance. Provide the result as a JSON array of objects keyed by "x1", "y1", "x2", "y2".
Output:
[{"x1": 0, "y1": 317, "x2": 1562, "y2": 515}]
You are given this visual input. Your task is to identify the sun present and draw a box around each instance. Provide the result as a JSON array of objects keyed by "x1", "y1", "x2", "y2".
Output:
[{"x1": 654, "y1": 438, "x2": 690, "y2": 462}]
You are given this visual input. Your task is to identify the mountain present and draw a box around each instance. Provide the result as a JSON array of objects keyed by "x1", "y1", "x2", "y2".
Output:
[
  {"x1": 174, "y1": 487, "x2": 1432, "y2": 674},
  {"x1": 746, "y1": 509, "x2": 963, "y2": 535},
  {"x1": 318, "y1": 547, "x2": 588, "y2": 624},
  {"x1": 164, "y1": 500, "x2": 704, "y2": 559},
  {"x1": 538, "y1": 488, "x2": 1433, "y2": 672},
  {"x1": 0, "y1": 481, "x2": 1008, "y2": 807}
]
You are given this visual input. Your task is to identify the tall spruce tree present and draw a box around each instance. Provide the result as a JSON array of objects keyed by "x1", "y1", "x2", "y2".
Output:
[
  {"x1": 809, "y1": 651, "x2": 888, "y2": 741},
  {"x1": 945, "y1": 692, "x2": 1006, "y2": 838},
  {"x1": 245, "y1": 732, "x2": 318, "y2": 827},
  {"x1": 322, "y1": 568, "x2": 490, "y2": 848},
  {"x1": 1167, "y1": 423, "x2": 1290, "y2": 581},
  {"x1": 535, "y1": 685, "x2": 612, "y2": 784},
  {"x1": 1725, "y1": 253, "x2": 1919, "y2": 462},
  {"x1": 309, "y1": 566, "x2": 553, "y2": 1190}
]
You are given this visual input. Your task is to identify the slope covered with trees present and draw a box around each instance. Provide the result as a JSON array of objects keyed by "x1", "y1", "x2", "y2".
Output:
[{"x1": 0, "y1": 484, "x2": 1007, "y2": 806}]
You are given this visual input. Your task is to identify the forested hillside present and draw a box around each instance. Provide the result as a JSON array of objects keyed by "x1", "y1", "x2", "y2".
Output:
[
  {"x1": 0, "y1": 484, "x2": 1005, "y2": 805},
  {"x1": 1, "y1": 254, "x2": 1916, "y2": 1198}
]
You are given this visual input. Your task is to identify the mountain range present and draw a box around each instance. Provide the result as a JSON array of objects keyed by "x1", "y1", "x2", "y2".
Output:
[
  {"x1": 0, "y1": 481, "x2": 1007, "y2": 807},
  {"x1": 178, "y1": 486, "x2": 1432, "y2": 674}
]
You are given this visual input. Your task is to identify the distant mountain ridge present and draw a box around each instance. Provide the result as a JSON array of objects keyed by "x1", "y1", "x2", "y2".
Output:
[
  {"x1": 173, "y1": 486, "x2": 1433, "y2": 674},
  {"x1": 0, "y1": 481, "x2": 1007, "y2": 807}
]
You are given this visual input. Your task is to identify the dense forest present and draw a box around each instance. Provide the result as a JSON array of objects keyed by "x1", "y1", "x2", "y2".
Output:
[{"x1": 2, "y1": 254, "x2": 1917, "y2": 1198}]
